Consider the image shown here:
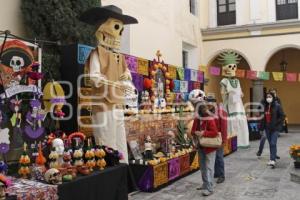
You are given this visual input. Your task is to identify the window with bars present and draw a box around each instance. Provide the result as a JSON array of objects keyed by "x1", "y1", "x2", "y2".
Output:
[
  {"x1": 217, "y1": 0, "x2": 236, "y2": 26},
  {"x1": 276, "y1": 0, "x2": 298, "y2": 20}
]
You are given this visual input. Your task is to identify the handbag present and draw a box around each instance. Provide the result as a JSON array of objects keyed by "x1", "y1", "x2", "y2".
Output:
[{"x1": 198, "y1": 121, "x2": 223, "y2": 148}]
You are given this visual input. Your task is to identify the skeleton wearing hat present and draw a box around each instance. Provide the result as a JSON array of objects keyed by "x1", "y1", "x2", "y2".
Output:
[
  {"x1": 219, "y1": 51, "x2": 249, "y2": 148},
  {"x1": 80, "y1": 5, "x2": 138, "y2": 163}
]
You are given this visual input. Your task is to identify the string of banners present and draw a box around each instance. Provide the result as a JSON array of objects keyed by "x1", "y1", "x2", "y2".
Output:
[
  {"x1": 201, "y1": 65, "x2": 300, "y2": 82},
  {"x1": 124, "y1": 54, "x2": 204, "y2": 93}
]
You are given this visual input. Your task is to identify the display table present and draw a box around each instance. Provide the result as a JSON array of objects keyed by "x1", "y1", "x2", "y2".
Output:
[
  {"x1": 58, "y1": 164, "x2": 128, "y2": 200},
  {"x1": 6, "y1": 177, "x2": 58, "y2": 200},
  {"x1": 129, "y1": 151, "x2": 199, "y2": 192}
]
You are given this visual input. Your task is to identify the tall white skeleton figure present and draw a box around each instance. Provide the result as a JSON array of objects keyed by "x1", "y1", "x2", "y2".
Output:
[
  {"x1": 219, "y1": 51, "x2": 249, "y2": 148},
  {"x1": 81, "y1": 5, "x2": 138, "y2": 163}
]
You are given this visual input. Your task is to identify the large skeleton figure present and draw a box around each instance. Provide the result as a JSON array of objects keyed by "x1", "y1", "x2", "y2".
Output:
[
  {"x1": 219, "y1": 51, "x2": 249, "y2": 148},
  {"x1": 80, "y1": 5, "x2": 138, "y2": 163}
]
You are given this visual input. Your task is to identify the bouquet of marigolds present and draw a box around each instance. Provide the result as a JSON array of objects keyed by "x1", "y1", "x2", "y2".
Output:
[{"x1": 290, "y1": 145, "x2": 300, "y2": 162}]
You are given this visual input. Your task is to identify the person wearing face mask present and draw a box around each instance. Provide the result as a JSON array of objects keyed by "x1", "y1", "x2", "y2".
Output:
[
  {"x1": 260, "y1": 92, "x2": 285, "y2": 168},
  {"x1": 269, "y1": 88, "x2": 281, "y2": 105},
  {"x1": 191, "y1": 104, "x2": 219, "y2": 196},
  {"x1": 205, "y1": 95, "x2": 228, "y2": 184}
]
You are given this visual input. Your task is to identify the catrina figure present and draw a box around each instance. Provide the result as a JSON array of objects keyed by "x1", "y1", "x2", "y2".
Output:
[
  {"x1": 219, "y1": 51, "x2": 249, "y2": 148},
  {"x1": 24, "y1": 99, "x2": 46, "y2": 140},
  {"x1": 8, "y1": 98, "x2": 23, "y2": 148},
  {"x1": 80, "y1": 5, "x2": 138, "y2": 163}
]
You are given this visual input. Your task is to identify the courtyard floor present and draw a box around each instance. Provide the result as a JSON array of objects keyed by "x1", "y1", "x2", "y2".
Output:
[{"x1": 130, "y1": 126, "x2": 300, "y2": 200}]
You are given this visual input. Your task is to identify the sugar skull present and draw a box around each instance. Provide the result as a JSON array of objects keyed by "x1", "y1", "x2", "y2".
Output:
[
  {"x1": 44, "y1": 168, "x2": 62, "y2": 185},
  {"x1": 10, "y1": 56, "x2": 25, "y2": 72},
  {"x1": 218, "y1": 51, "x2": 241, "y2": 77}
]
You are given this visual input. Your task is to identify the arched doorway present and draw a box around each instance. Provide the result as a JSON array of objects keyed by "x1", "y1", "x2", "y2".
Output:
[
  {"x1": 265, "y1": 48, "x2": 300, "y2": 124},
  {"x1": 205, "y1": 50, "x2": 252, "y2": 106}
]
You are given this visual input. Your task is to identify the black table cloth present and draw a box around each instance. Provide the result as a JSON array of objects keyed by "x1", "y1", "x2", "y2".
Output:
[{"x1": 58, "y1": 164, "x2": 128, "y2": 200}]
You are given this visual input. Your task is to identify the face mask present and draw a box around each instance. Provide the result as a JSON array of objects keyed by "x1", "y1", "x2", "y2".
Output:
[{"x1": 266, "y1": 98, "x2": 273, "y2": 103}]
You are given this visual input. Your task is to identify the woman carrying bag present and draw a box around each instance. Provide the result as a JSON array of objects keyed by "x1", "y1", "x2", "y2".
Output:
[{"x1": 191, "y1": 105, "x2": 220, "y2": 196}]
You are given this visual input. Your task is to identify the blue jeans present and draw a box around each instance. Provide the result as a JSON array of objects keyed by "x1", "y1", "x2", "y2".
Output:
[
  {"x1": 214, "y1": 147, "x2": 225, "y2": 178},
  {"x1": 265, "y1": 129, "x2": 279, "y2": 161},
  {"x1": 258, "y1": 131, "x2": 267, "y2": 155},
  {"x1": 199, "y1": 149, "x2": 216, "y2": 192}
]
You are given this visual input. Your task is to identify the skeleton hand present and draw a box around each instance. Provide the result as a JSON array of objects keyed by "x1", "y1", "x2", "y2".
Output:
[
  {"x1": 119, "y1": 71, "x2": 132, "y2": 81},
  {"x1": 93, "y1": 75, "x2": 107, "y2": 88}
]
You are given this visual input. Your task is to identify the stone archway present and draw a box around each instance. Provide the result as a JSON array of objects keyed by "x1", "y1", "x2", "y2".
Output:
[
  {"x1": 265, "y1": 47, "x2": 300, "y2": 124},
  {"x1": 205, "y1": 50, "x2": 252, "y2": 105}
]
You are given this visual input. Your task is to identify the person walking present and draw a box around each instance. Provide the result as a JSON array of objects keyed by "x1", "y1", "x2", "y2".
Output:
[
  {"x1": 206, "y1": 95, "x2": 227, "y2": 184},
  {"x1": 257, "y1": 89, "x2": 282, "y2": 159},
  {"x1": 191, "y1": 104, "x2": 219, "y2": 196},
  {"x1": 260, "y1": 92, "x2": 285, "y2": 168}
]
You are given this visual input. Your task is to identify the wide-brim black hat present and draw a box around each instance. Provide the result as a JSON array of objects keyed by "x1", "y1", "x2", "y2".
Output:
[{"x1": 79, "y1": 5, "x2": 138, "y2": 25}]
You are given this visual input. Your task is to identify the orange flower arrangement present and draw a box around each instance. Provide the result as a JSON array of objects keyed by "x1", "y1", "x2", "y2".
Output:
[{"x1": 290, "y1": 144, "x2": 300, "y2": 162}]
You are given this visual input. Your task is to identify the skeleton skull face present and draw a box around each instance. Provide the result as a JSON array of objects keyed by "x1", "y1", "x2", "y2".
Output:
[
  {"x1": 222, "y1": 63, "x2": 237, "y2": 77},
  {"x1": 10, "y1": 56, "x2": 24, "y2": 72},
  {"x1": 95, "y1": 18, "x2": 124, "y2": 51},
  {"x1": 52, "y1": 138, "x2": 65, "y2": 156},
  {"x1": 189, "y1": 89, "x2": 206, "y2": 105},
  {"x1": 44, "y1": 168, "x2": 62, "y2": 185}
]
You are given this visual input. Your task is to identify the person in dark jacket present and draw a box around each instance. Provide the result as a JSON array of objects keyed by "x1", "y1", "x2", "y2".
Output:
[
  {"x1": 260, "y1": 92, "x2": 285, "y2": 168},
  {"x1": 191, "y1": 104, "x2": 218, "y2": 196},
  {"x1": 206, "y1": 95, "x2": 227, "y2": 184}
]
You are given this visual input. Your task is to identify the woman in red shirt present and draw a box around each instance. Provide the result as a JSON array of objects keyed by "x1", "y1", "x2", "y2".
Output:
[{"x1": 191, "y1": 104, "x2": 218, "y2": 196}]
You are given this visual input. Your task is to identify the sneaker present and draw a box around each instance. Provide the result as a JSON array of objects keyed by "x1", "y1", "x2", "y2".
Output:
[
  {"x1": 256, "y1": 152, "x2": 262, "y2": 158},
  {"x1": 202, "y1": 190, "x2": 213, "y2": 196},
  {"x1": 196, "y1": 185, "x2": 205, "y2": 190},
  {"x1": 267, "y1": 160, "x2": 276, "y2": 167},
  {"x1": 216, "y1": 177, "x2": 225, "y2": 184}
]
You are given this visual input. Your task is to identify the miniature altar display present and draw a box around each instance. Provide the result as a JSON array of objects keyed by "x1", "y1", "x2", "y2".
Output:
[
  {"x1": 80, "y1": 5, "x2": 139, "y2": 163},
  {"x1": 219, "y1": 51, "x2": 249, "y2": 148}
]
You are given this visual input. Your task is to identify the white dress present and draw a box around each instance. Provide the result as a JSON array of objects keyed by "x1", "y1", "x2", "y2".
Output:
[{"x1": 220, "y1": 78, "x2": 249, "y2": 147}]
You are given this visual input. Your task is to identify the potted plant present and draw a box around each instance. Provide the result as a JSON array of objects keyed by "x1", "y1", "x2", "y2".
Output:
[{"x1": 289, "y1": 144, "x2": 300, "y2": 168}]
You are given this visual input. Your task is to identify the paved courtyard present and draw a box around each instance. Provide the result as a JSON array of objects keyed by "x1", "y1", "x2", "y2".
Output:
[{"x1": 130, "y1": 127, "x2": 300, "y2": 200}]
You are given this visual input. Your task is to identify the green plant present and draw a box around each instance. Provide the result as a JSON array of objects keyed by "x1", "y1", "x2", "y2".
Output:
[
  {"x1": 176, "y1": 107, "x2": 190, "y2": 147},
  {"x1": 21, "y1": 0, "x2": 101, "y2": 80}
]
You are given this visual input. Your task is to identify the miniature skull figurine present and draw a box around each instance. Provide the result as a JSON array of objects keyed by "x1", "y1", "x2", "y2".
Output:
[
  {"x1": 95, "y1": 18, "x2": 124, "y2": 50},
  {"x1": 52, "y1": 138, "x2": 65, "y2": 156},
  {"x1": 10, "y1": 56, "x2": 24, "y2": 72},
  {"x1": 44, "y1": 168, "x2": 62, "y2": 185}
]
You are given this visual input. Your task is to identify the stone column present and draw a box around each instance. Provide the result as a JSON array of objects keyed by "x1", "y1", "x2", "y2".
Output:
[{"x1": 252, "y1": 80, "x2": 264, "y2": 115}]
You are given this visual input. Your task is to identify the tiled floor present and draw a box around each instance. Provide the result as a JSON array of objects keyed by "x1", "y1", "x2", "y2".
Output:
[{"x1": 130, "y1": 127, "x2": 300, "y2": 200}]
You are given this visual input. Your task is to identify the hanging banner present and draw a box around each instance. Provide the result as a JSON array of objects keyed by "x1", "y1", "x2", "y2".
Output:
[
  {"x1": 184, "y1": 68, "x2": 191, "y2": 81},
  {"x1": 193, "y1": 81, "x2": 201, "y2": 89},
  {"x1": 198, "y1": 71, "x2": 204, "y2": 83},
  {"x1": 173, "y1": 80, "x2": 181, "y2": 92},
  {"x1": 199, "y1": 65, "x2": 207, "y2": 73},
  {"x1": 190, "y1": 69, "x2": 198, "y2": 81},
  {"x1": 177, "y1": 68, "x2": 185, "y2": 80},
  {"x1": 209, "y1": 66, "x2": 221, "y2": 76},
  {"x1": 188, "y1": 81, "x2": 194, "y2": 92},
  {"x1": 272, "y1": 72, "x2": 284, "y2": 81},
  {"x1": 125, "y1": 54, "x2": 138, "y2": 72},
  {"x1": 258, "y1": 71, "x2": 270, "y2": 80},
  {"x1": 235, "y1": 69, "x2": 245, "y2": 78},
  {"x1": 246, "y1": 70, "x2": 257, "y2": 80},
  {"x1": 286, "y1": 73, "x2": 297, "y2": 82},
  {"x1": 168, "y1": 65, "x2": 177, "y2": 79},
  {"x1": 180, "y1": 81, "x2": 188, "y2": 93},
  {"x1": 131, "y1": 72, "x2": 144, "y2": 92},
  {"x1": 137, "y1": 58, "x2": 149, "y2": 76}
]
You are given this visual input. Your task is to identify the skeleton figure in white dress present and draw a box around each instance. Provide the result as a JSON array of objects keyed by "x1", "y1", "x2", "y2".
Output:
[{"x1": 219, "y1": 51, "x2": 249, "y2": 148}]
